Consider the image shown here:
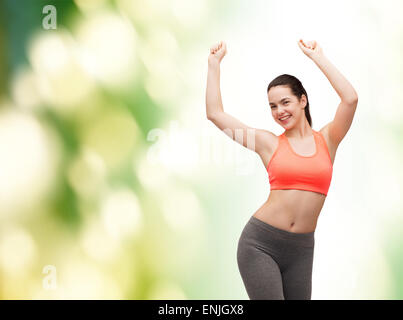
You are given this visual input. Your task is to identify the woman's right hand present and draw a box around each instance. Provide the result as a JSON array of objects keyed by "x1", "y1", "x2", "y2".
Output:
[{"x1": 208, "y1": 41, "x2": 227, "y2": 65}]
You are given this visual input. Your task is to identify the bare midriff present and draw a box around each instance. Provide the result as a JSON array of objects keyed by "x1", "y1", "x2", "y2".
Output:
[{"x1": 252, "y1": 189, "x2": 327, "y2": 233}]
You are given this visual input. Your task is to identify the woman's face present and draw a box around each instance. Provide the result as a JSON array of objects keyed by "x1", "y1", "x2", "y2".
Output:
[{"x1": 268, "y1": 86, "x2": 306, "y2": 128}]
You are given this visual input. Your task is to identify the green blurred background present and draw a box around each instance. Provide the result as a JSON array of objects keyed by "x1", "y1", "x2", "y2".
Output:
[{"x1": 0, "y1": 0, "x2": 402, "y2": 299}]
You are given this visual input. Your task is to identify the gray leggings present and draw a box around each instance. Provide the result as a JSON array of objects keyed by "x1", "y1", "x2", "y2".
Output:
[{"x1": 237, "y1": 216, "x2": 315, "y2": 300}]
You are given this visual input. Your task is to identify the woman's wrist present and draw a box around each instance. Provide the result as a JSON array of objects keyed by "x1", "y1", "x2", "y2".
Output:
[
  {"x1": 208, "y1": 56, "x2": 220, "y2": 68},
  {"x1": 310, "y1": 52, "x2": 326, "y2": 63}
]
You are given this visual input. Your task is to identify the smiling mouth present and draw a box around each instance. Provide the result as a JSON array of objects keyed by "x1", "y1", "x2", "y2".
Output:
[{"x1": 279, "y1": 115, "x2": 291, "y2": 121}]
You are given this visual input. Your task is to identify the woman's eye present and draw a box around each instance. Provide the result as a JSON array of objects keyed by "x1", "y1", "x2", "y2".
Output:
[{"x1": 284, "y1": 101, "x2": 289, "y2": 105}]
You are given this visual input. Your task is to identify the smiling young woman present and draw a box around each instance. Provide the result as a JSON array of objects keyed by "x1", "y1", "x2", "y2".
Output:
[{"x1": 205, "y1": 39, "x2": 358, "y2": 300}]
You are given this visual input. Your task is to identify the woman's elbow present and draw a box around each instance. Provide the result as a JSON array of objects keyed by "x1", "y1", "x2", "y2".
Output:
[{"x1": 344, "y1": 94, "x2": 358, "y2": 106}]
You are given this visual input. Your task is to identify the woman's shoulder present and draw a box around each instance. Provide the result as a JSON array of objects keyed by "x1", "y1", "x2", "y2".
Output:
[{"x1": 256, "y1": 129, "x2": 281, "y2": 154}]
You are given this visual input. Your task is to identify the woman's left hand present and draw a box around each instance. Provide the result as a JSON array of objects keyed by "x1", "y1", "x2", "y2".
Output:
[{"x1": 297, "y1": 39, "x2": 324, "y2": 59}]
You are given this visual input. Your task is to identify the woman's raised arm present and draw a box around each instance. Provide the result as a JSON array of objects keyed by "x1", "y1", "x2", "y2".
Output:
[
  {"x1": 206, "y1": 41, "x2": 272, "y2": 154},
  {"x1": 298, "y1": 39, "x2": 358, "y2": 146}
]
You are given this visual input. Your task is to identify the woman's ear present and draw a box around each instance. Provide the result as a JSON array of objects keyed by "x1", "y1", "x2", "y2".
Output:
[{"x1": 300, "y1": 95, "x2": 308, "y2": 108}]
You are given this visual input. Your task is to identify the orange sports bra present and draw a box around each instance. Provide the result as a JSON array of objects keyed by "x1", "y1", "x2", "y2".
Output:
[{"x1": 266, "y1": 129, "x2": 333, "y2": 196}]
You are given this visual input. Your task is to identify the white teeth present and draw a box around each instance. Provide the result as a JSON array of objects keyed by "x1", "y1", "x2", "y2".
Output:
[{"x1": 280, "y1": 115, "x2": 291, "y2": 120}]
